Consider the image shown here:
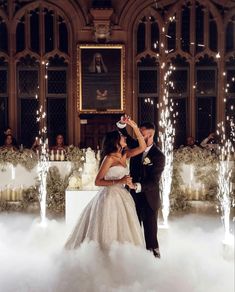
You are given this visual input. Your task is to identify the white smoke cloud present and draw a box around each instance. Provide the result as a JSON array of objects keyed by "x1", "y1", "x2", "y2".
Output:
[{"x1": 0, "y1": 213, "x2": 233, "y2": 292}]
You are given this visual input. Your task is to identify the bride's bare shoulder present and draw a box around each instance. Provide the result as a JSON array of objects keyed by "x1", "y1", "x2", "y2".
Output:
[
  {"x1": 103, "y1": 155, "x2": 115, "y2": 164},
  {"x1": 106, "y1": 155, "x2": 115, "y2": 160}
]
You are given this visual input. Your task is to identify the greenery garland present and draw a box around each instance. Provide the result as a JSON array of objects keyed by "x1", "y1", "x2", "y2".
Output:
[
  {"x1": 46, "y1": 166, "x2": 70, "y2": 215},
  {"x1": 0, "y1": 148, "x2": 38, "y2": 171}
]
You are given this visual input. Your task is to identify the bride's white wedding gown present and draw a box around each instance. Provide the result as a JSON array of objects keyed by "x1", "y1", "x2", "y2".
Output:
[{"x1": 65, "y1": 165, "x2": 145, "y2": 249}]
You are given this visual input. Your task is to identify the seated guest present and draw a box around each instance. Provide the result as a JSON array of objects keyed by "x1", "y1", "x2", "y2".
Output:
[
  {"x1": 180, "y1": 136, "x2": 200, "y2": 148},
  {"x1": 186, "y1": 136, "x2": 201, "y2": 148},
  {"x1": 200, "y1": 132, "x2": 219, "y2": 153},
  {"x1": 51, "y1": 134, "x2": 67, "y2": 151},
  {"x1": 1, "y1": 127, "x2": 18, "y2": 148},
  {"x1": 0, "y1": 134, "x2": 18, "y2": 151}
]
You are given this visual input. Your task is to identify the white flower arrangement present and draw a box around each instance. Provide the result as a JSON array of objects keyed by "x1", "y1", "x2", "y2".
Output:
[
  {"x1": 143, "y1": 157, "x2": 152, "y2": 165},
  {"x1": 68, "y1": 175, "x2": 81, "y2": 189}
]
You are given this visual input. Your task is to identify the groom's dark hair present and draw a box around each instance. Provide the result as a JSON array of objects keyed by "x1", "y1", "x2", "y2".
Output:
[{"x1": 140, "y1": 122, "x2": 155, "y2": 131}]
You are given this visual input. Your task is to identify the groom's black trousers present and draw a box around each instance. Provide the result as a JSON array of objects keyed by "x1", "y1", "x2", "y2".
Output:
[{"x1": 132, "y1": 193, "x2": 159, "y2": 250}]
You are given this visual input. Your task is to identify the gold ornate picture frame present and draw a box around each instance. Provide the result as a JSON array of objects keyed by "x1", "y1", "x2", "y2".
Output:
[{"x1": 77, "y1": 44, "x2": 125, "y2": 114}]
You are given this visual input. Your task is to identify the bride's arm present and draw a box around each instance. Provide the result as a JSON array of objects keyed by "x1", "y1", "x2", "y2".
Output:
[
  {"x1": 95, "y1": 156, "x2": 132, "y2": 186},
  {"x1": 125, "y1": 120, "x2": 146, "y2": 158}
]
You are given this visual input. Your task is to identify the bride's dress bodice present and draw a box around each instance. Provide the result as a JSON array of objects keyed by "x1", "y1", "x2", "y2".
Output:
[{"x1": 104, "y1": 165, "x2": 129, "y2": 181}]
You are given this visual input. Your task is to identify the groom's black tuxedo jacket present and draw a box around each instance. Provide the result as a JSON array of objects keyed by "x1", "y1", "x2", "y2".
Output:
[{"x1": 119, "y1": 127, "x2": 165, "y2": 211}]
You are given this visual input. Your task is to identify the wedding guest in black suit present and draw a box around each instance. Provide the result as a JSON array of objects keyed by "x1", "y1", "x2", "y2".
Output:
[{"x1": 117, "y1": 116, "x2": 165, "y2": 258}]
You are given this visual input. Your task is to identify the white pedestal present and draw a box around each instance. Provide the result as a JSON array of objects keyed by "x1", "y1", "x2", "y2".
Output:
[{"x1": 65, "y1": 189, "x2": 99, "y2": 230}]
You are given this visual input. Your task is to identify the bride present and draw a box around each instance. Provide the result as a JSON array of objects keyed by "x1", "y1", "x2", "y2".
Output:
[{"x1": 65, "y1": 118, "x2": 146, "y2": 249}]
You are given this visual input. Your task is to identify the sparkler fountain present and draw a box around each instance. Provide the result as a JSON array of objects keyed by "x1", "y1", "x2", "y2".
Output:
[
  {"x1": 217, "y1": 119, "x2": 234, "y2": 247},
  {"x1": 37, "y1": 137, "x2": 49, "y2": 227},
  {"x1": 36, "y1": 61, "x2": 50, "y2": 226},
  {"x1": 215, "y1": 68, "x2": 235, "y2": 247},
  {"x1": 158, "y1": 64, "x2": 177, "y2": 228}
]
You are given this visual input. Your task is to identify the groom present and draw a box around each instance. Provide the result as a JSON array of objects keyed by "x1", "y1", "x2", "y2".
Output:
[{"x1": 117, "y1": 116, "x2": 165, "y2": 258}]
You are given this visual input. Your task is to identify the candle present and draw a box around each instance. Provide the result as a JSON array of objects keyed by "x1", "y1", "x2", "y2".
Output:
[
  {"x1": 6, "y1": 186, "x2": 11, "y2": 201},
  {"x1": 56, "y1": 150, "x2": 60, "y2": 161},
  {"x1": 11, "y1": 188, "x2": 16, "y2": 201},
  {"x1": 202, "y1": 184, "x2": 205, "y2": 198},
  {"x1": 11, "y1": 165, "x2": 16, "y2": 180},
  {"x1": 60, "y1": 150, "x2": 65, "y2": 161},
  {"x1": 195, "y1": 189, "x2": 199, "y2": 200},
  {"x1": 50, "y1": 150, "x2": 55, "y2": 161},
  {"x1": 18, "y1": 185, "x2": 24, "y2": 200}
]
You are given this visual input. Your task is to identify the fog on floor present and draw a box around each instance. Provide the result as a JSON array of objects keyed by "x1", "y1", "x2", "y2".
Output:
[{"x1": 0, "y1": 212, "x2": 234, "y2": 292}]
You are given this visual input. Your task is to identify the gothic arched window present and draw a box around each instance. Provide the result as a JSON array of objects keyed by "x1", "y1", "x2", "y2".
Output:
[
  {"x1": 226, "y1": 16, "x2": 235, "y2": 53},
  {"x1": 0, "y1": 16, "x2": 8, "y2": 52},
  {"x1": 225, "y1": 57, "x2": 235, "y2": 138},
  {"x1": 14, "y1": 5, "x2": 70, "y2": 147},
  {"x1": 137, "y1": 56, "x2": 158, "y2": 130},
  {"x1": 137, "y1": 17, "x2": 146, "y2": 54},
  {"x1": 134, "y1": 0, "x2": 221, "y2": 147},
  {"x1": 17, "y1": 55, "x2": 39, "y2": 147},
  {"x1": 196, "y1": 55, "x2": 217, "y2": 141},
  {"x1": 0, "y1": 12, "x2": 8, "y2": 136},
  {"x1": 0, "y1": 57, "x2": 8, "y2": 136}
]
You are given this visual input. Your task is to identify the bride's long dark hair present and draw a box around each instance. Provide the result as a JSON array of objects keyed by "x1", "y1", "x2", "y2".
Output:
[{"x1": 99, "y1": 130, "x2": 122, "y2": 166}]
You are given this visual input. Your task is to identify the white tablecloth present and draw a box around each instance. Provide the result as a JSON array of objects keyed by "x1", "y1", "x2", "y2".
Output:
[{"x1": 65, "y1": 189, "x2": 100, "y2": 231}]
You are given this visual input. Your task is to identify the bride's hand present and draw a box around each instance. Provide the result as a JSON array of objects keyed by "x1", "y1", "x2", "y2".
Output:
[
  {"x1": 119, "y1": 175, "x2": 132, "y2": 185},
  {"x1": 125, "y1": 118, "x2": 138, "y2": 128}
]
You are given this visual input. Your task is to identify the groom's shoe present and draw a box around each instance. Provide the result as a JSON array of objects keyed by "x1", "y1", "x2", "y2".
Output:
[{"x1": 152, "y1": 248, "x2": 161, "y2": 259}]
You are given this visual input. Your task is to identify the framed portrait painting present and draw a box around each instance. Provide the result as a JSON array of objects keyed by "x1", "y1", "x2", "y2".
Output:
[{"x1": 77, "y1": 44, "x2": 125, "y2": 113}]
